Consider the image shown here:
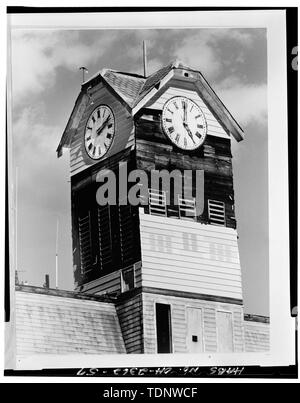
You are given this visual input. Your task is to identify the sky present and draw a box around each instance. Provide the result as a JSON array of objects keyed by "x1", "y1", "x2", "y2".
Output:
[{"x1": 10, "y1": 27, "x2": 269, "y2": 316}]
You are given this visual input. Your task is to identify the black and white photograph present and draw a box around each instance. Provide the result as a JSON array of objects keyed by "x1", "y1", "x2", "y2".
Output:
[{"x1": 4, "y1": 6, "x2": 296, "y2": 380}]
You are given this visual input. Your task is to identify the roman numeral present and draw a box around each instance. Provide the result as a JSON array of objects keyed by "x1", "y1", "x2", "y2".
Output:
[
  {"x1": 92, "y1": 116, "x2": 96, "y2": 123},
  {"x1": 167, "y1": 108, "x2": 174, "y2": 114},
  {"x1": 106, "y1": 133, "x2": 112, "y2": 139},
  {"x1": 166, "y1": 118, "x2": 172, "y2": 123},
  {"x1": 184, "y1": 138, "x2": 187, "y2": 148},
  {"x1": 87, "y1": 126, "x2": 92, "y2": 130},
  {"x1": 86, "y1": 135, "x2": 91, "y2": 141},
  {"x1": 195, "y1": 131, "x2": 202, "y2": 139},
  {"x1": 195, "y1": 114, "x2": 201, "y2": 119},
  {"x1": 92, "y1": 146, "x2": 96, "y2": 155},
  {"x1": 107, "y1": 123, "x2": 113, "y2": 129},
  {"x1": 168, "y1": 126, "x2": 175, "y2": 134},
  {"x1": 174, "y1": 102, "x2": 179, "y2": 110},
  {"x1": 197, "y1": 124, "x2": 203, "y2": 129},
  {"x1": 175, "y1": 134, "x2": 180, "y2": 143},
  {"x1": 97, "y1": 146, "x2": 101, "y2": 155},
  {"x1": 88, "y1": 143, "x2": 93, "y2": 151},
  {"x1": 97, "y1": 109, "x2": 100, "y2": 118},
  {"x1": 190, "y1": 105, "x2": 194, "y2": 112},
  {"x1": 104, "y1": 143, "x2": 109, "y2": 151}
]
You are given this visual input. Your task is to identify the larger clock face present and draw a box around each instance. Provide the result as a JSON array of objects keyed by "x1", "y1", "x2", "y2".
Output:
[
  {"x1": 84, "y1": 105, "x2": 115, "y2": 160},
  {"x1": 162, "y1": 96, "x2": 207, "y2": 150}
]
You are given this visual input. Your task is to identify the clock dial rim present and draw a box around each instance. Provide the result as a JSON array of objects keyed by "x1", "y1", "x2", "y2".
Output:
[
  {"x1": 84, "y1": 104, "x2": 116, "y2": 160},
  {"x1": 161, "y1": 96, "x2": 207, "y2": 151}
]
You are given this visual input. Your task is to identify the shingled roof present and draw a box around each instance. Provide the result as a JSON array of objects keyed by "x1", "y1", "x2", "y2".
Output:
[{"x1": 15, "y1": 286, "x2": 126, "y2": 357}]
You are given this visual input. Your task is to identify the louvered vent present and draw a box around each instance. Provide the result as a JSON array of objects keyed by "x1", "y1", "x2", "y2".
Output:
[
  {"x1": 78, "y1": 212, "x2": 93, "y2": 273},
  {"x1": 178, "y1": 196, "x2": 196, "y2": 219},
  {"x1": 119, "y1": 205, "x2": 136, "y2": 266},
  {"x1": 98, "y1": 205, "x2": 113, "y2": 270},
  {"x1": 149, "y1": 188, "x2": 167, "y2": 216},
  {"x1": 208, "y1": 199, "x2": 226, "y2": 226}
]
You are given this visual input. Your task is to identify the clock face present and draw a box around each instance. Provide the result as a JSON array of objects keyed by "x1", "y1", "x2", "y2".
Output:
[
  {"x1": 162, "y1": 96, "x2": 207, "y2": 150},
  {"x1": 84, "y1": 105, "x2": 115, "y2": 160}
]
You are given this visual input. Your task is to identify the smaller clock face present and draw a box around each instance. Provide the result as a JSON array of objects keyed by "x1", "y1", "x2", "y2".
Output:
[
  {"x1": 84, "y1": 105, "x2": 115, "y2": 160},
  {"x1": 162, "y1": 96, "x2": 207, "y2": 150}
]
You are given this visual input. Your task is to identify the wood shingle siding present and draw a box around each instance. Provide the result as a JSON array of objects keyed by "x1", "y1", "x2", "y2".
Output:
[
  {"x1": 116, "y1": 293, "x2": 144, "y2": 353},
  {"x1": 244, "y1": 319, "x2": 270, "y2": 352}
]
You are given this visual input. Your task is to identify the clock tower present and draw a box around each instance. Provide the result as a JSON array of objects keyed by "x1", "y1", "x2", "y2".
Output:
[{"x1": 57, "y1": 60, "x2": 245, "y2": 354}]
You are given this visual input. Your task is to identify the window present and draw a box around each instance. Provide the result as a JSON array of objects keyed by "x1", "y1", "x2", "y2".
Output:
[
  {"x1": 156, "y1": 303, "x2": 172, "y2": 353},
  {"x1": 208, "y1": 199, "x2": 226, "y2": 226},
  {"x1": 121, "y1": 266, "x2": 135, "y2": 292}
]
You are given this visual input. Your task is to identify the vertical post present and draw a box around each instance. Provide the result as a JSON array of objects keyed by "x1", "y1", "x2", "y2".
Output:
[
  {"x1": 55, "y1": 218, "x2": 59, "y2": 289},
  {"x1": 45, "y1": 274, "x2": 50, "y2": 289},
  {"x1": 143, "y1": 40, "x2": 148, "y2": 78},
  {"x1": 15, "y1": 167, "x2": 18, "y2": 277},
  {"x1": 79, "y1": 66, "x2": 88, "y2": 83}
]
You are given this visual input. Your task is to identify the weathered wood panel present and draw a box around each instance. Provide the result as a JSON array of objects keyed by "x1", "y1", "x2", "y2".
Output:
[
  {"x1": 135, "y1": 136, "x2": 236, "y2": 228},
  {"x1": 142, "y1": 291, "x2": 244, "y2": 354},
  {"x1": 70, "y1": 82, "x2": 134, "y2": 176},
  {"x1": 116, "y1": 293, "x2": 144, "y2": 354},
  {"x1": 139, "y1": 210, "x2": 243, "y2": 300},
  {"x1": 75, "y1": 262, "x2": 142, "y2": 295},
  {"x1": 71, "y1": 149, "x2": 141, "y2": 288}
]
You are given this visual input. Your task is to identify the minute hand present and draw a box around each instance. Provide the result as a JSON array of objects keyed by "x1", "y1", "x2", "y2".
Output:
[
  {"x1": 96, "y1": 116, "x2": 110, "y2": 136},
  {"x1": 183, "y1": 123, "x2": 196, "y2": 144}
]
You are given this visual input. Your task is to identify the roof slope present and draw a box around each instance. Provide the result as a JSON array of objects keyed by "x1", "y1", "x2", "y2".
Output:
[
  {"x1": 15, "y1": 286, "x2": 126, "y2": 356},
  {"x1": 57, "y1": 60, "x2": 244, "y2": 157}
]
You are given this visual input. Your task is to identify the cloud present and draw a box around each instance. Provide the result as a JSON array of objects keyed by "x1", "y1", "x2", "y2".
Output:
[
  {"x1": 173, "y1": 29, "x2": 256, "y2": 80},
  {"x1": 216, "y1": 78, "x2": 267, "y2": 127},
  {"x1": 12, "y1": 104, "x2": 70, "y2": 214},
  {"x1": 10, "y1": 30, "x2": 114, "y2": 105}
]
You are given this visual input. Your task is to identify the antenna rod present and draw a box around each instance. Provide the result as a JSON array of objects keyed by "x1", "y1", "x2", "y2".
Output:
[
  {"x1": 15, "y1": 167, "x2": 18, "y2": 275},
  {"x1": 55, "y1": 218, "x2": 59, "y2": 289},
  {"x1": 143, "y1": 40, "x2": 148, "y2": 77}
]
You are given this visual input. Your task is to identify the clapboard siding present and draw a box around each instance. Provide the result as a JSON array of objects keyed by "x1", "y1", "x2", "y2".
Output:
[
  {"x1": 116, "y1": 293, "x2": 144, "y2": 354},
  {"x1": 15, "y1": 290, "x2": 126, "y2": 356},
  {"x1": 244, "y1": 320, "x2": 270, "y2": 352},
  {"x1": 139, "y1": 211, "x2": 243, "y2": 300},
  {"x1": 70, "y1": 82, "x2": 134, "y2": 176},
  {"x1": 75, "y1": 262, "x2": 142, "y2": 296},
  {"x1": 142, "y1": 292, "x2": 244, "y2": 354},
  {"x1": 145, "y1": 86, "x2": 229, "y2": 140}
]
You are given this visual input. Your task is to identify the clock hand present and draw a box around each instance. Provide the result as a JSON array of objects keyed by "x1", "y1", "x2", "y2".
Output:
[
  {"x1": 183, "y1": 122, "x2": 196, "y2": 144},
  {"x1": 96, "y1": 116, "x2": 111, "y2": 137},
  {"x1": 183, "y1": 101, "x2": 187, "y2": 123}
]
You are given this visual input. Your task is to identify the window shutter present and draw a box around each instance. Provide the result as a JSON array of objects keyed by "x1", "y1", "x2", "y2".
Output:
[
  {"x1": 98, "y1": 205, "x2": 113, "y2": 271},
  {"x1": 78, "y1": 211, "x2": 93, "y2": 273}
]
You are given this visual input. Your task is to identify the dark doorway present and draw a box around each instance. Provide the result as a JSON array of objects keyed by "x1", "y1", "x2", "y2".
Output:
[{"x1": 156, "y1": 303, "x2": 172, "y2": 353}]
